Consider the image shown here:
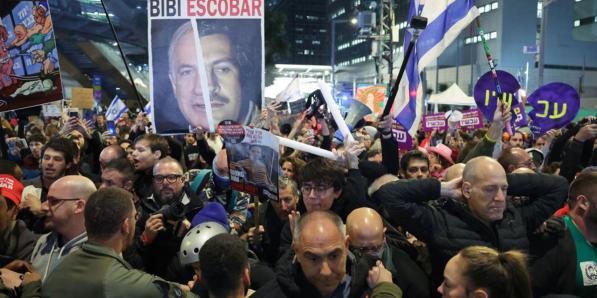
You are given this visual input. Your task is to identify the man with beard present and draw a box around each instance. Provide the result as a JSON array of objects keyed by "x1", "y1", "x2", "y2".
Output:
[
  {"x1": 131, "y1": 134, "x2": 170, "y2": 200},
  {"x1": 29, "y1": 175, "x2": 96, "y2": 281},
  {"x1": 43, "y1": 187, "x2": 194, "y2": 297},
  {"x1": 532, "y1": 172, "x2": 597, "y2": 297},
  {"x1": 240, "y1": 177, "x2": 299, "y2": 266},
  {"x1": 21, "y1": 137, "x2": 76, "y2": 233},
  {"x1": 135, "y1": 157, "x2": 203, "y2": 282}
]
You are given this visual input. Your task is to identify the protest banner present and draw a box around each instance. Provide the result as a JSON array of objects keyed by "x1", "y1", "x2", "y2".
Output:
[
  {"x1": 528, "y1": 82, "x2": 580, "y2": 137},
  {"x1": 459, "y1": 109, "x2": 484, "y2": 130},
  {"x1": 422, "y1": 112, "x2": 448, "y2": 132},
  {"x1": 149, "y1": 0, "x2": 264, "y2": 135},
  {"x1": 473, "y1": 70, "x2": 520, "y2": 121},
  {"x1": 392, "y1": 122, "x2": 413, "y2": 151},
  {"x1": 70, "y1": 87, "x2": 94, "y2": 109},
  {"x1": 219, "y1": 123, "x2": 279, "y2": 200},
  {"x1": 42, "y1": 101, "x2": 61, "y2": 117},
  {"x1": 355, "y1": 85, "x2": 386, "y2": 121},
  {"x1": 0, "y1": 1, "x2": 63, "y2": 112}
]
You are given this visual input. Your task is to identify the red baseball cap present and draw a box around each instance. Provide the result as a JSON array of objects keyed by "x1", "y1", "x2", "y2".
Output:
[{"x1": 0, "y1": 174, "x2": 24, "y2": 206}]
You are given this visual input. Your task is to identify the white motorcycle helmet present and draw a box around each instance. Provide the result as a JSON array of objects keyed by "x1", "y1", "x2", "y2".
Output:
[{"x1": 179, "y1": 221, "x2": 228, "y2": 266}]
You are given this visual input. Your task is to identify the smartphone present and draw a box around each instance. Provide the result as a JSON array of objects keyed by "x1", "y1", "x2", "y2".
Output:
[
  {"x1": 107, "y1": 121, "x2": 116, "y2": 135},
  {"x1": 68, "y1": 108, "x2": 79, "y2": 118}
]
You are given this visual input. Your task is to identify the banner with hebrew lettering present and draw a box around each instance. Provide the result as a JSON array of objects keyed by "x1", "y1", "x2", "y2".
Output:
[
  {"x1": 422, "y1": 112, "x2": 448, "y2": 132},
  {"x1": 528, "y1": 82, "x2": 579, "y2": 137},
  {"x1": 0, "y1": 1, "x2": 63, "y2": 112},
  {"x1": 458, "y1": 109, "x2": 484, "y2": 130},
  {"x1": 473, "y1": 71, "x2": 520, "y2": 122},
  {"x1": 149, "y1": 0, "x2": 264, "y2": 134},
  {"x1": 392, "y1": 122, "x2": 413, "y2": 150}
]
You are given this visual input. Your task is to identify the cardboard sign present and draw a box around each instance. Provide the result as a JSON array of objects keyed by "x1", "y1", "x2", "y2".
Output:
[
  {"x1": 0, "y1": 1, "x2": 63, "y2": 112},
  {"x1": 422, "y1": 113, "x2": 448, "y2": 132},
  {"x1": 70, "y1": 87, "x2": 94, "y2": 109},
  {"x1": 528, "y1": 82, "x2": 580, "y2": 137},
  {"x1": 473, "y1": 70, "x2": 521, "y2": 121},
  {"x1": 392, "y1": 122, "x2": 413, "y2": 151},
  {"x1": 459, "y1": 109, "x2": 484, "y2": 130}
]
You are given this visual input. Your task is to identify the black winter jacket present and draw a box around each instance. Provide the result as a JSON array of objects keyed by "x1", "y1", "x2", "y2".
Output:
[{"x1": 374, "y1": 173, "x2": 568, "y2": 288}]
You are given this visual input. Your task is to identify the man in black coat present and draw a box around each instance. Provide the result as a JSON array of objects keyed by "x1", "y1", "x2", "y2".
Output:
[{"x1": 373, "y1": 156, "x2": 568, "y2": 289}]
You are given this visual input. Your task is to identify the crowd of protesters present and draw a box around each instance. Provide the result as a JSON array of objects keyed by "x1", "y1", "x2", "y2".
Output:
[{"x1": 0, "y1": 101, "x2": 596, "y2": 298}]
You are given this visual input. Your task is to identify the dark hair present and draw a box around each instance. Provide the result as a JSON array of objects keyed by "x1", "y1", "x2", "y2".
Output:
[
  {"x1": 0, "y1": 160, "x2": 22, "y2": 181},
  {"x1": 28, "y1": 133, "x2": 47, "y2": 144},
  {"x1": 84, "y1": 187, "x2": 133, "y2": 240},
  {"x1": 281, "y1": 123, "x2": 292, "y2": 136},
  {"x1": 497, "y1": 147, "x2": 528, "y2": 173},
  {"x1": 199, "y1": 233, "x2": 248, "y2": 297},
  {"x1": 300, "y1": 157, "x2": 344, "y2": 191},
  {"x1": 135, "y1": 134, "x2": 170, "y2": 159},
  {"x1": 41, "y1": 137, "x2": 76, "y2": 167},
  {"x1": 459, "y1": 246, "x2": 532, "y2": 298},
  {"x1": 280, "y1": 156, "x2": 306, "y2": 177},
  {"x1": 400, "y1": 150, "x2": 429, "y2": 173},
  {"x1": 569, "y1": 172, "x2": 597, "y2": 208},
  {"x1": 104, "y1": 158, "x2": 135, "y2": 182}
]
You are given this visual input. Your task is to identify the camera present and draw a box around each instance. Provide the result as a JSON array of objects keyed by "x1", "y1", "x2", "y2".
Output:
[{"x1": 155, "y1": 200, "x2": 186, "y2": 222}]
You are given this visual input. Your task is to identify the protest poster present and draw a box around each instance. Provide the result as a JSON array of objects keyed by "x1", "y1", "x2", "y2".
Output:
[
  {"x1": 392, "y1": 122, "x2": 413, "y2": 151},
  {"x1": 422, "y1": 112, "x2": 448, "y2": 132},
  {"x1": 149, "y1": 0, "x2": 264, "y2": 135},
  {"x1": 70, "y1": 87, "x2": 94, "y2": 109},
  {"x1": 473, "y1": 70, "x2": 521, "y2": 122},
  {"x1": 458, "y1": 109, "x2": 484, "y2": 130},
  {"x1": 527, "y1": 82, "x2": 580, "y2": 137},
  {"x1": 219, "y1": 122, "x2": 279, "y2": 200},
  {"x1": 0, "y1": 1, "x2": 63, "y2": 112},
  {"x1": 355, "y1": 85, "x2": 386, "y2": 121},
  {"x1": 41, "y1": 101, "x2": 61, "y2": 117}
]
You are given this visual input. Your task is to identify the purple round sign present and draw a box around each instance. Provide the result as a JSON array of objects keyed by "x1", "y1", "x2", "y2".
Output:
[
  {"x1": 528, "y1": 82, "x2": 580, "y2": 137},
  {"x1": 473, "y1": 70, "x2": 521, "y2": 121}
]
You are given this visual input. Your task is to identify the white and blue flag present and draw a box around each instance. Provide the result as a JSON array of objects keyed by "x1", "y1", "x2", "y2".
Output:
[
  {"x1": 105, "y1": 95, "x2": 128, "y2": 121},
  {"x1": 395, "y1": 0, "x2": 479, "y2": 136}
]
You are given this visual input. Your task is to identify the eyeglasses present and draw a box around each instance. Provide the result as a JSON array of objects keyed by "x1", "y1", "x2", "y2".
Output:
[
  {"x1": 46, "y1": 196, "x2": 80, "y2": 207},
  {"x1": 154, "y1": 174, "x2": 183, "y2": 184},
  {"x1": 301, "y1": 184, "x2": 333, "y2": 195}
]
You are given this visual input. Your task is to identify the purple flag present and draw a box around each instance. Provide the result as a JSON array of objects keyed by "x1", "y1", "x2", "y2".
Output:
[
  {"x1": 392, "y1": 122, "x2": 413, "y2": 151},
  {"x1": 528, "y1": 83, "x2": 580, "y2": 137}
]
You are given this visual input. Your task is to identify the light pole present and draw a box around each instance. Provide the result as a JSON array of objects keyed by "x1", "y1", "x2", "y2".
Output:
[{"x1": 331, "y1": 18, "x2": 356, "y2": 101}]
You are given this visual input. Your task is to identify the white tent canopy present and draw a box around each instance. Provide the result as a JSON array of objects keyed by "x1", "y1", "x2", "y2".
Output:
[{"x1": 428, "y1": 83, "x2": 476, "y2": 106}]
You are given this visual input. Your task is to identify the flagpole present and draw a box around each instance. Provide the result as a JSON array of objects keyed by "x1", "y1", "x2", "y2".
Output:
[
  {"x1": 475, "y1": 18, "x2": 512, "y2": 135},
  {"x1": 99, "y1": 0, "x2": 144, "y2": 109},
  {"x1": 382, "y1": 18, "x2": 426, "y2": 117}
]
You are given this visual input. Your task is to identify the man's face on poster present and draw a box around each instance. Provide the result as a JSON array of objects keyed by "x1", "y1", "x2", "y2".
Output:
[{"x1": 169, "y1": 30, "x2": 242, "y2": 129}]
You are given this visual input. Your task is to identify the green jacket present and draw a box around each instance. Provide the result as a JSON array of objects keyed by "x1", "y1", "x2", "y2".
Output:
[
  {"x1": 42, "y1": 243, "x2": 195, "y2": 298},
  {"x1": 371, "y1": 282, "x2": 403, "y2": 298},
  {"x1": 0, "y1": 279, "x2": 41, "y2": 298}
]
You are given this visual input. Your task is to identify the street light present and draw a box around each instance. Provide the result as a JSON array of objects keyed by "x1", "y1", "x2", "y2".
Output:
[{"x1": 331, "y1": 18, "x2": 356, "y2": 101}]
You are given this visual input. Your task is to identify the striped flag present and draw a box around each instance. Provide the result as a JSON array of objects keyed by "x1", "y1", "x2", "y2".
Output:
[
  {"x1": 395, "y1": 0, "x2": 479, "y2": 136},
  {"x1": 105, "y1": 95, "x2": 128, "y2": 121}
]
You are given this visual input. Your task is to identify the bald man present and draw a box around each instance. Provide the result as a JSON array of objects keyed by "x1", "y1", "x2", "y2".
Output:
[
  {"x1": 372, "y1": 156, "x2": 569, "y2": 289},
  {"x1": 498, "y1": 147, "x2": 536, "y2": 173},
  {"x1": 99, "y1": 145, "x2": 127, "y2": 172},
  {"x1": 30, "y1": 175, "x2": 97, "y2": 281},
  {"x1": 442, "y1": 163, "x2": 465, "y2": 182},
  {"x1": 347, "y1": 208, "x2": 430, "y2": 297}
]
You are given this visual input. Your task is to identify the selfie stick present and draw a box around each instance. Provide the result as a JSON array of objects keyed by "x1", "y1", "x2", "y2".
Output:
[{"x1": 382, "y1": 16, "x2": 428, "y2": 117}]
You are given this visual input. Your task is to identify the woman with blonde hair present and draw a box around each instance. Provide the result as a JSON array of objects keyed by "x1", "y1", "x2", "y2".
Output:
[{"x1": 438, "y1": 246, "x2": 532, "y2": 298}]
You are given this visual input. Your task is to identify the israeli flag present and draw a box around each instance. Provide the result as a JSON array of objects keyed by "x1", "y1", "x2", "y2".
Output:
[
  {"x1": 395, "y1": 0, "x2": 479, "y2": 136},
  {"x1": 105, "y1": 95, "x2": 128, "y2": 121}
]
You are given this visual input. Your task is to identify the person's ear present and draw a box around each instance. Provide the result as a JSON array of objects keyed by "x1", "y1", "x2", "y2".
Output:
[
  {"x1": 507, "y1": 165, "x2": 515, "y2": 173},
  {"x1": 152, "y1": 150, "x2": 162, "y2": 160},
  {"x1": 345, "y1": 235, "x2": 350, "y2": 248},
  {"x1": 74, "y1": 200, "x2": 86, "y2": 214},
  {"x1": 332, "y1": 189, "x2": 342, "y2": 200},
  {"x1": 577, "y1": 195, "x2": 590, "y2": 214},
  {"x1": 471, "y1": 288, "x2": 489, "y2": 298},
  {"x1": 124, "y1": 180, "x2": 134, "y2": 192},
  {"x1": 121, "y1": 217, "x2": 130, "y2": 236},
  {"x1": 462, "y1": 181, "x2": 472, "y2": 200}
]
